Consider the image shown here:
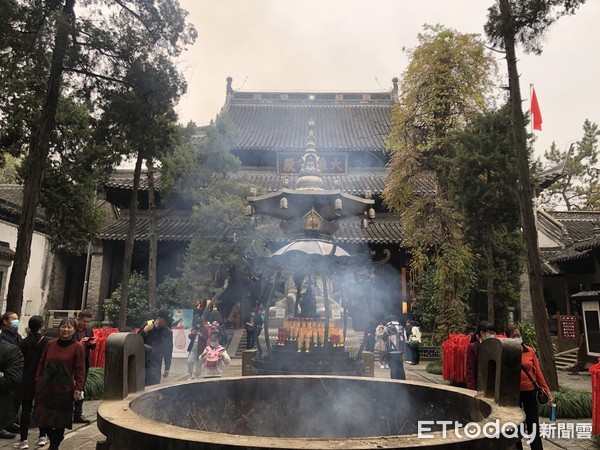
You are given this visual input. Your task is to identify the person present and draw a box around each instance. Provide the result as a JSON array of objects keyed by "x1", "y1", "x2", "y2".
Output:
[
  {"x1": 469, "y1": 320, "x2": 489, "y2": 343},
  {"x1": 465, "y1": 323, "x2": 496, "y2": 390},
  {"x1": 15, "y1": 316, "x2": 51, "y2": 449},
  {"x1": 34, "y1": 318, "x2": 85, "y2": 450},
  {"x1": 192, "y1": 299, "x2": 204, "y2": 325},
  {"x1": 0, "y1": 311, "x2": 23, "y2": 440},
  {"x1": 206, "y1": 305, "x2": 223, "y2": 325},
  {"x1": 374, "y1": 321, "x2": 387, "y2": 369},
  {"x1": 200, "y1": 330, "x2": 231, "y2": 378},
  {"x1": 210, "y1": 321, "x2": 228, "y2": 347},
  {"x1": 0, "y1": 332, "x2": 23, "y2": 441},
  {"x1": 383, "y1": 315, "x2": 406, "y2": 380},
  {"x1": 138, "y1": 309, "x2": 174, "y2": 380},
  {"x1": 406, "y1": 320, "x2": 422, "y2": 365},
  {"x1": 507, "y1": 324, "x2": 550, "y2": 450},
  {"x1": 73, "y1": 311, "x2": 96, "y2": 424},
  {"x1": 119, "y1": 327, "x2": 161, "y2": 386},
  {"x1": 245, "y1": 312, "x2": 256, "y2": 349},
  {"x1": 187, "y1": 323, "x2": 208, "y2": 379}
]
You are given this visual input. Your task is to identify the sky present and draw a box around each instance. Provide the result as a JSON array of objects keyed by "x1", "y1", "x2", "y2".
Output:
[{"x1": 175, "y1": 0, "x2": 600, "y2": 163}]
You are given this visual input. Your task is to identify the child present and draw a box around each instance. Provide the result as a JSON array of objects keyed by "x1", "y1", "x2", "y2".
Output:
[
  {"x1": 200, "y1": 330, "x2": 231, "y2": 378},
  {"x1": 187, "y1": 323, "x2": 209, "y2": 379}
]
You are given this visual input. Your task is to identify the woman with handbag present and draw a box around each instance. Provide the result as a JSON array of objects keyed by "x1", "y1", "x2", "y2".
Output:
[{"x1": 507, "y1": 324, "x2": 551, "y2": 450}]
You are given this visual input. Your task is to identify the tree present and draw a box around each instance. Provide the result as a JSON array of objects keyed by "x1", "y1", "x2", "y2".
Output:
[
  {"x1": 484, "y1": 0, "x2": 586, "y2": 391},
  {"x1": 540, "y1": 120, "x2": 599, "y2": 210},
  {"x1": 162, "y1": 114, "x2": 266, "y2": 302},
  {"x1": 0, "y1": 0, "x2": 195, "y2": 316},
  {"x1": 450, "y1": 104, "x2": 523, "y2": 326},
  {"x1": 383, "y1": 24, "x2": 497, "y2": 337},
  {"x1": 95, "y1": 57, "x2": 186, "y2": 329}
]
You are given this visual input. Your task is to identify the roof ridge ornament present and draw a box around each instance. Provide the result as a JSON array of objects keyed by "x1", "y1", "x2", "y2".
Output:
[
  {"x1": 296, "y1": 119, "x2": 324, "y2": 190},
  {"x1": 303, "y1": 208, "x2": 324, "y2": 231}
]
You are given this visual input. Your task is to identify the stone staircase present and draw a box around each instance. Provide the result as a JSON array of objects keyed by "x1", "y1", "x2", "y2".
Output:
[{"x1": 554, "y1": 348, "x2": 578, "y2": 371}]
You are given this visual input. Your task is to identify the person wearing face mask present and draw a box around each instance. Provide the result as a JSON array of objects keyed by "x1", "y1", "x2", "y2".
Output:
[
  {"x1": 0, "y1": 312, "x2": 23, "y2": 347},
  {"x1": 200, "y1": 331, "x2": 231, "y2": 378},
  {"x1": 0, "y1": 311, "x2": 23, "y2": 440},
  {"x1": 507, "y1": 324, "x2": 550, "y2": 450},
  {"x1": 465, "y1": 323, "x2": 496, "y2": 390}
]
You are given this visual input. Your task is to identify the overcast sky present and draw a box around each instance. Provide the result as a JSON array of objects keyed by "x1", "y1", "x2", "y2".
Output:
[{"x1": 175, "y1": 0, "x2": 600, "y2": 163}]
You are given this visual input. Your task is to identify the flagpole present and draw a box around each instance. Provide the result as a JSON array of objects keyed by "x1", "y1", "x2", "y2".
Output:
[{"x1": 529, "y1": 83, "x2": 533, "y2": 134}]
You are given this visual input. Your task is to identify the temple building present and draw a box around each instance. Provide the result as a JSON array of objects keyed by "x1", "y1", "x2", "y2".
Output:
[{"x1": 1, "y1": 78, "x2": 597, "y2": 359}]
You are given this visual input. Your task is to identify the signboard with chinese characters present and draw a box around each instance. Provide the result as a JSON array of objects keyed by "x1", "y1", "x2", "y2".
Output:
[
  {"x1": 277, "y1": 152, "x2": 347, "y2": 174},
  {"x1": 558, "y1": 314, "x2": 578, "y2": 340}
]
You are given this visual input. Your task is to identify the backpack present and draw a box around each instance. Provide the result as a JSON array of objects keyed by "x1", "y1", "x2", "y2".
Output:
[
  {"x1": 204, "y1": 345, "x2": 224, "y2": 367},
  {"x1": 384, "y1": 322, "x2": 405, "y2": 353}
]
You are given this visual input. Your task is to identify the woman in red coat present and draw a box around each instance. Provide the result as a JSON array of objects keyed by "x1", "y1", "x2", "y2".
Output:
[
  {"x1": 507, "y1": 324, "x2": 551, "y2": 450},
  {"x1": 34, "y1": 318, "x2": 85, "y2": 450}
]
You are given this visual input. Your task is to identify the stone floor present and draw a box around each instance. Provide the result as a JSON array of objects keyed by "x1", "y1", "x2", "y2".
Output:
[{"x1": 0, "y1": 357, "x2": 596, "y2": 449}]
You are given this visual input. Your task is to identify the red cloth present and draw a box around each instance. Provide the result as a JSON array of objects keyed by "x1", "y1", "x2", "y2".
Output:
[
  {"x1": 590, "y1": 358, "x2": 600, "y2": 436},
  {"x1": 531, "y1": 87, "x2": 542, "y2": 131}
]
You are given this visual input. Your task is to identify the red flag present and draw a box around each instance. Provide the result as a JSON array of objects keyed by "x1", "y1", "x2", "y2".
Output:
[{"x1": 531, "y1": 87, "x2": 542, "y2": 131}]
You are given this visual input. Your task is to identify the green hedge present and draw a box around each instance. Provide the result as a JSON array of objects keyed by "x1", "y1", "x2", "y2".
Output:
[
  {"x1": 539, "y1": 385, "x2": 592, "y2": 419},
  {"x1": 84, "y1": 367, "x2": 105, "y2": 400},
  {"x1": 426, "y1": 359, "x2": 442, "y2": 375}
]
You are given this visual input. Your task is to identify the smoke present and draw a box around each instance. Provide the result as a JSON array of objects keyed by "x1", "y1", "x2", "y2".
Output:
[{"x1": 131, "y1": 377, "x2": 489, "y2": 438}]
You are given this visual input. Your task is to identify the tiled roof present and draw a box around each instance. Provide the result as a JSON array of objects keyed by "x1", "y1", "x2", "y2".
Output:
[
  {"x1": 98, "y1": 211, "x2": 406, "y2": 245},
  {"x1": 235, "y1": 170, "x2": 436, "y2": 197},
  {"x1": 104, "y1": 170, "x2": 162, "y2": 192},
  {"x1": 541, "y1": 210, "x2": 600, "y2": 263},
  {"x1": 98, "y1": 212, "x2": 196, "y2": 242},
  {"x1": 0, "y1": 185, "x2": 46, "y2": 223},
  {"x1": 571, "y1": 290, "x2": 600, "y2": 298},
  {"x1": 226, "y1": 91, "x2": 392, "y2": 152},
  {"x1": 547, "y1": 210, "x2": 600, "y2": 242},
  {"x1": 0, "y1": 241, "x2": 15, "y2": 260}
]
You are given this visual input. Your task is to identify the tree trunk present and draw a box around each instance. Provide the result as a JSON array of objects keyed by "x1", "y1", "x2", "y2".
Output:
[
  {"x1": 147, "y1": 157, "x2": 157, "y2": 310},
  {"x1": 485, "y1": 221, "x2": 495, "y2": 324},
  {"x1": 499, "y1": 0, "x2": 559, "y2": 391},
  {"x1": 5, "y1": 0, "x2": 76, "y2": 315},
  {"x1": 118, "y1": 154, "x2": 143, "y2": 329}
]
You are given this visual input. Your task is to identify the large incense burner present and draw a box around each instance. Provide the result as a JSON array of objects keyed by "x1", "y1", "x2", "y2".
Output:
[
  {"x1": 96, "y1": 333, "x2": 524, "y2": 450},
  {"x1": 245, "y1": 120, "x2": 375, "y2": 375}
]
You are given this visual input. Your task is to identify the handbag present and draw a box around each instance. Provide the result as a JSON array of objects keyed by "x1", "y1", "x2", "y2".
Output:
[{"x1": 521, "y1": 365, "x2": 550, "y2": 406}]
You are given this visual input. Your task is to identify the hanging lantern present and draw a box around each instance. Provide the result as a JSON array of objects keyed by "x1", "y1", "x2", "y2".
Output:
[
  {"x1": 280, "y1": 197, "x2": 288, "y2": 209},
  {"x1": 334, "y1": 198, "x2": 342, "y2": 210},
  {"x1": 245, "y1": 205, "x2": 253, "y2": 216},
  {"x1": 361, "y1": 218, "x2": 368, "y2": 229},
  {"x1": 368, "y1": 207, "x2": 376, "y2": 219}
]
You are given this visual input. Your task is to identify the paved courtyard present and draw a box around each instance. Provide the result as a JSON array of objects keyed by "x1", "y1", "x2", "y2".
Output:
[{"x1": 0, "y1": 357, "x2": 595, "y2": 449}]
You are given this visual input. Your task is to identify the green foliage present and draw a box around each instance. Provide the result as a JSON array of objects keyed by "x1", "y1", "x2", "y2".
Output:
[
  {"x1": 450, "y1": 104, "x2": 523, "y2": 325},
  {"x1": 485, "y1": 0, "x2": 587, "y2": 55},
  {"x1": 0, "y1": 155, "x2": 21, "y2": 184},
  {"x1": 539, "y1": 386, "x2": 592, "y2": 419},
  {"x1": 517, "y1": 322, "x2": 538, "y2": 348},
  {"x1": 164, "y1": 114, "x2": 266, "y2": 299},
  {"x1": 540, "y1": 120, "x2": 600, "y2": 210},
  {"x1": 384, "y1": 25, "x2": 497, "y2": 340},
  {"x1": 104, "y1": 273, "x2": 188, "y2": 326},
  {"x1": 426, "y1": 359, "x2": 443, "y2": 375},
  {"x1": 84, "y1": 368, "x2": 105, "y2": 401}
]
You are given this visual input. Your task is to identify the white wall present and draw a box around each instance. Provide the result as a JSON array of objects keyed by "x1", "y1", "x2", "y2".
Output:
[{"x1": 0, "y1": 219, "x2": 53, "y2": 334}]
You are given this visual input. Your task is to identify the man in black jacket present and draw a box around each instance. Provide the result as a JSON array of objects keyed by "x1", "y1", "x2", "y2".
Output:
[
  {"x1": 0, "y1": 339, "x2": 24, "y2": 439},
  {"x1": 138, "y1": 309, "x2": 174, "y2": 380}
]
